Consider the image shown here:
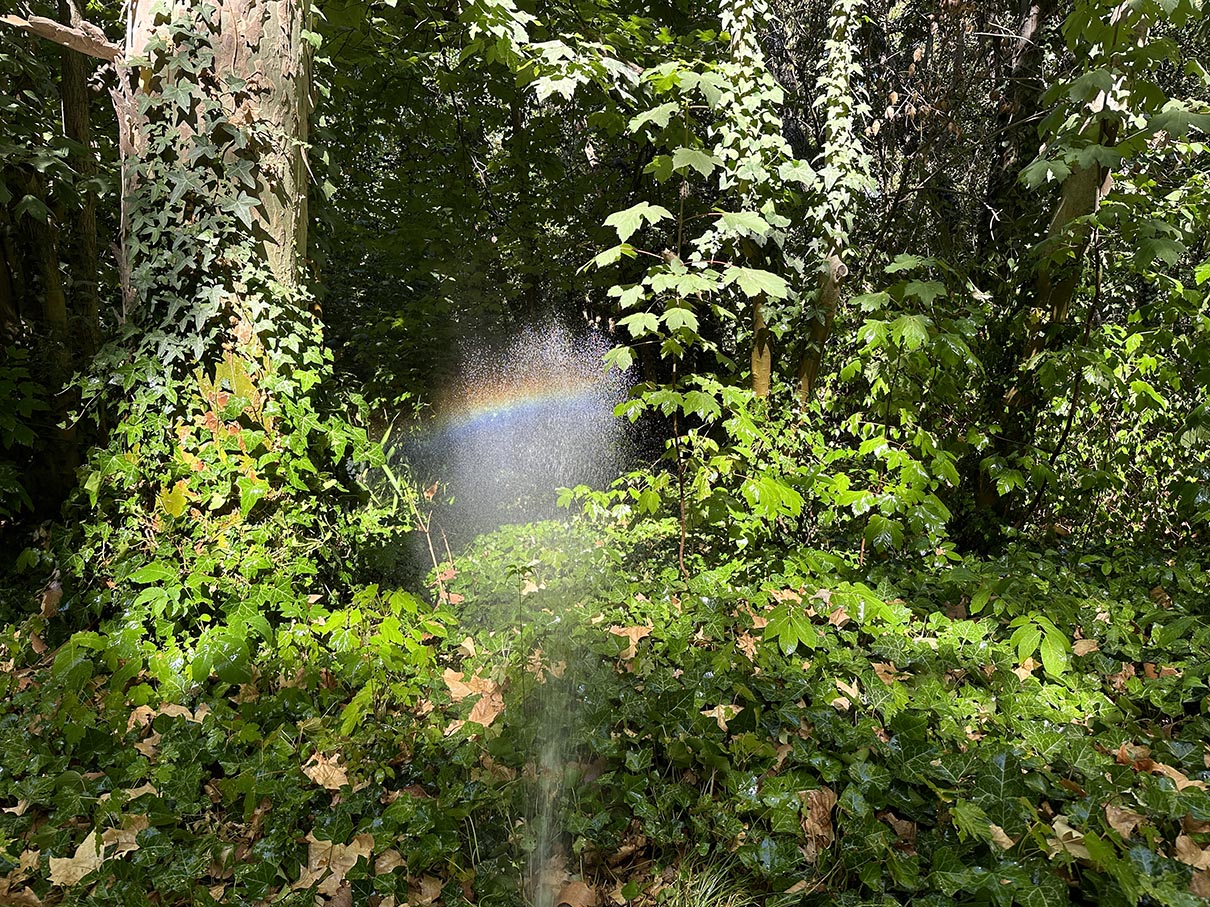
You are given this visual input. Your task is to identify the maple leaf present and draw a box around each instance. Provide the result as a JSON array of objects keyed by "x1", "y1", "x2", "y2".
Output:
[
  {"x1": 302, "y1": 752, "x2": 349, "y2": 791},
  {"x1": 48, "y1": 832, "x2": 104, "y2": 887},
  {"x1": 442, "y1": 669, "x2": 496, "y2": 702},
  {"x1": 608, "y1": 625, "x2": 652, "y2": 659}
]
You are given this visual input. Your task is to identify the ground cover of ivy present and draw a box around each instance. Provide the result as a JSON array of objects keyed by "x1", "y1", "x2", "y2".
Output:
[{"x1": 1, "y1": 519, "x2": 1208, "y2": 907}]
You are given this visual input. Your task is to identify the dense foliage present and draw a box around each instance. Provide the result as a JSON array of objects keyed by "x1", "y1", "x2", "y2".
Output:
[{"x1": 0, "y1": 0, "x2": 1207, "y2": 904}]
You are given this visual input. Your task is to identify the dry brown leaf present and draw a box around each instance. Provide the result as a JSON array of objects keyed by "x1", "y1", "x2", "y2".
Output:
[
  {"x1": 48, "y1": 832, "x2": 103, "y2": 887},
  {"x1": 989, "y1": 825, "x2": 1016, "y2": 850},
  {"x1": 769, "y1": 588, "x2": 802, "y2": 603},
  {"x1": 375, "y1": 849, "x2": 404, "y2": 875},
  {"x1": 827, "y1": 604, "x2": 850, "y2": 628},
  {"x1": 700, "y1": 704, "x2": 742, "y2": 732},
  {"x1": 302, "y1": 752, "x2": 349, "y2": 791},
  {"x1": 608, "y1": 625, "x2": 652, "y2": 660},
  {"x1": 101, "y1": 815, "x2": 148, "y2": 858},
  {"x1": 521, "y1": 579, "x2": 542, "y2": 596},
  {"x1": 457, "y1": 636, "x2": 477, "y2": 657},
  {"x1": 1184, "y1": 815, "x2": 1210, "y2": 835},
  {"x1": 1013, "y1": 657, "x2": 1040, "y2": 681},
  {"x1": 326, "y1": 882, "x2": 354, "y2": 907},
  {"x1": 1105, "y1": 805, "x2": 1146, "y2": 839},
  {"x1": 1108, "y1": 663, "x2": 1137, "y2": 691},
  {"x1": 124, "y1": 784, "x2": 158, "y2": 800},
  {"x1": 1072, "y1": 639, "x2": 1099, "y2": 656},
  {"x1": 800, "y1": 787, "x2": 837, "y2": 862},
  {"x1": 736, "y1": 632, "x2": 757, "y2": 661},
  {"x1": 39, "y1": 582, "x2": 62, "y2": 618},
  {"x1": 442, "y1": 669, "x2": 496, "y2": 702},
  {"x1": 1046, "y1": 816, "x2": 1091, "y2": 861},
  {"x1": 1150, "y1": 585, "x2": 1172, "y2": 608},
  {"x1": 555, "y1": 879, "x2": 597, "y2": 907},
  {"x1": 2, "y1": 800, "x2": 30, "y2": 817},
  {"x1": 872, "y1": 662, "x2": 905, "y2": 685},
  {"x1": 1175, "y1": 835, "x2": 1210, "y2": 870},
  {"x1": 830, "y1": 696, "x2": 851, "y2": 712},
  {"x1": 134, "y1": 731, "x2": 161, "y2": 758},
  {"x1": 305, "y1": 832, "x2": 373, "y2": 896},
  {"x1": 410, "y1": 874, "x2": 444, "y2": 905},
  {"x1": 467, "y1": 688, "x2": 505, "y2": 727},
  {"x1": 1192, "y1": 869, "x2": 1210, "y2": 898}
]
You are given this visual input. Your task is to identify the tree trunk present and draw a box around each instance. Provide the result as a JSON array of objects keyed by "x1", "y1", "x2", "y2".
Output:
[
  {"x1": 58, "y1": 0, "x2": 100, "y2": 357},
  {"x1": 751, "y1": 294, "x2": 772, "y2": 398},
  {"x1": 126, "y1": 0, "x2": 311, "y2": 290},
  {"x1": 797, "y1": 253, "x2": 843, "y2": 403}
]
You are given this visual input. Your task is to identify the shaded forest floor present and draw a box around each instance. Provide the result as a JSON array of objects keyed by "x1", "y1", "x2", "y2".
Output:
[{"x1": 1, "y1": 519, "x2": 1209, "y2": 907}]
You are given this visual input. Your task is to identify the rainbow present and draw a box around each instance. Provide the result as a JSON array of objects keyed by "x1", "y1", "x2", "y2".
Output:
[{"x1": 435, "y1": 373, "x2": 610, "y2": 437}]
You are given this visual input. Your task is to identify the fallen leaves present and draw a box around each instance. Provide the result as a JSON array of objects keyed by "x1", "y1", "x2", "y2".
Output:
[
  {"x1": 800, "y1": 786, "x2": 837, "y2": 862},
  {"x1": 1115, "y1": 744, "x2": 1207, "y2": 791},
  {"x1": 442, "y1": 669, "x2": 504, "y2": 733},
  {"x1": 302, "y1": 752, "x2": 349, "y2": 791},
  {"x1": 555, "y1": 879, "x2": 597, "y2": 907},
  {"x1": 48, "y1": 816, "x2": 149, "y2": 887},
  {"x1": 1046, "y1": 815, "x2": 1091, "y2": 861},
  {"x1": 608, "y1": 625, "x2": 652, "y2": 660},
  {"x1": 295, "y1": 832, "x2": 373, "y2": 896},
  {"x1": 1175, "y1": 835, "x2": 1210, "y2": 870},
  {"x1": 1104, "y1": 804, "x2": 1146, "y2": 839}
]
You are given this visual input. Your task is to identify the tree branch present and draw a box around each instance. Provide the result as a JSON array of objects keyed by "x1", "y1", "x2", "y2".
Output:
[{"x1": 0, "y1": 14, "x2": 122, "y2": 63}]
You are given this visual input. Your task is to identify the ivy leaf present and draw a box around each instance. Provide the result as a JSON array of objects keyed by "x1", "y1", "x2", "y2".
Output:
[
  {"x1": 603, "y1": 202, "x2": 673, "y2": 242},
  {"x1": 237, "y1": 475, "x2": 270, "y2": 519},
  {"x1": 129, "y1": 562, "x2": 178, "y2": 584},
  {"x1": 722, "y1": 266, "x2": 789, "y2": 299},
  {"x1": 778, "y1": 159, "x2": 817, "y2": 185},
  {"x1": 671, "y1": 147, "x2": 722, "y2": 178}
]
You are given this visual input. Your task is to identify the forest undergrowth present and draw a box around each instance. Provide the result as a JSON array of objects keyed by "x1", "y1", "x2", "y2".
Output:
[{"x1": 2, "y1": 515, "x2": 1208, "y2": 907}]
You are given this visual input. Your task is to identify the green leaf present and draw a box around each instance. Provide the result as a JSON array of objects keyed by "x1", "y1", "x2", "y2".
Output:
[
  {"x1": 1039, "y1": 631, "x2": 1070, "y2": 676},
  {"x1": 129, "y1": 562, "x2": 178, "y2": 585},
  {"x1": 722, "y1": 267, "x2": 789, "y2": 299},
  {"x1": 663, "y1": 307, "x2": 699, "y2": 332},
  {"x1": 618, "y1": 312, "x2": 660, "y2": 338},
  {"x1": 671, "y1": 147, "x2": 722, "y2": 178},
  {"x1": 718, "y1": 211, "x2": 771, "y2": 236},
  {"x1": 237, "y1": 476, "x2": 270, "y2": 519},
  {"x1": 603, "y1": 202, "x2": 674, "y2": 242},
  {"x1": 628, "y1": 102, "x2": 679, "y2": 132}
]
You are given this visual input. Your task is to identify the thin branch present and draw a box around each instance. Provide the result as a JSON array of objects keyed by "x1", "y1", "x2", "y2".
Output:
[{"x1": 0, "y1": 14, "x2": 123, "y2": 62}]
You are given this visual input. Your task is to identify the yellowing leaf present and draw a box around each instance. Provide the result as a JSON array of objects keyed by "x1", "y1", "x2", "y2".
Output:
[{"x1": 700, "y1": 704, "x2": 742, "y2": 732}]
